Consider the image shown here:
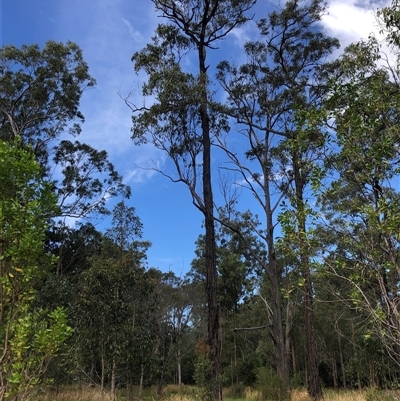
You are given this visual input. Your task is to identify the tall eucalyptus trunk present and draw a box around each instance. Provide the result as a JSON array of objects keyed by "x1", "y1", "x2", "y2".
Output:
[
  {"x1": 130, "y1": 1, "x2": 256, "y2": 398},
  {"x1": 292, "y1": 152, "x2": 322, "y2": 401},
  {"x1": 198, "y1": 39, "x2": 221, "y2": 400}
]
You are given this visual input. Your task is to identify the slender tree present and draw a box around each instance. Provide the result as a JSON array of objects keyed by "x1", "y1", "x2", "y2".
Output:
[
  {"x1": 215, "y1": 1, "x2": 339, "y2": 397},
  {"x1": 127, "y1": 1, "x2": 255, "y2": 398},
  {"x1": 72, "y1": 203, "x2": 150, "y2": 400}
]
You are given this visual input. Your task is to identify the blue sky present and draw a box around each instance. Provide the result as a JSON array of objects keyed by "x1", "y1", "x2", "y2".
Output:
[{"x1": 1, "y1": 0, "x2": 389, "y2": 275}]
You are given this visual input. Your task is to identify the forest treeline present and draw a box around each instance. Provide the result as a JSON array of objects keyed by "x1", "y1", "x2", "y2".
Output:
[{"x1": 1, "y1": 0, "x2": 400, "y2": 400}]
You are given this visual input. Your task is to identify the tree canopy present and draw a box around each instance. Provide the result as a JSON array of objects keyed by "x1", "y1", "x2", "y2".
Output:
[{"x1": 3, "y1": 1, "x2": 400, "y2": 400}]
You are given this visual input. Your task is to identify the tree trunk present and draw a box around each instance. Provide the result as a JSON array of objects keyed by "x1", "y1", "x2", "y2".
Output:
[
  {"x1": 294, "y1": 155, "x2": 322, "y2": 401},
  {"x1": 303, "y1": 263, "x2": 322, "y2": 400},
  {"x1": 139, "y1": 364, "x2": 144, "y2": 399},
  {"x1": 157, "y1": 368, "x2": 164, "y2": 398},
  {"x1": 268, "y1": 260, "x2": 288, "y2": 394},
  {"x1": 292, "y1": 343, "x2": 296, "y2": 377},
  {"x1": 198, "y1": 41, "x2": 221, "y2": 401},
  {"x1": 90, "y1": 360, "x2": 95, "y2": 385},
  {"x1": 111, "y1": 359, "x2": 116, "y2": 401},
  {"x1": 285, "y1": 300, "x2": 293, "y2": 378},
  {"x1": 128, "y1": 374, "x2": 133, "y2": 401},
  {"x1": 101, "y1": 345, "x2": 105, "y2": 401},
  {"x1": 338, "y1": 332, "x2": 346, "y2": 389},
  {"x1": 234, "y1": 327, "x2": 238, "y2": 384},
  {"x1": 332, "y1": 357, "x2": 338, "y2": 389},
  {"x1": 177, "y1": 348, "x2": 182, "y2": 386},
  {"x1": 263, "y1": 151, "x2": 289, "y2": 396}
]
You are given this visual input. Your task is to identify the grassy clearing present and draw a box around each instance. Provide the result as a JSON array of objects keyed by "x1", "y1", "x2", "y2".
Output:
[
  {"x1": 32, "y1": 384, "x2": 157, "y2": 401},
  {"x1": 32, "y1": 385, "x2": 105, "y2": 401},
  {"x1": 322, "y1": 389, "x2": 366, "y2": 401},
  {"x1": 31, "y1": 385, "x2": 400, "y2": 401}
]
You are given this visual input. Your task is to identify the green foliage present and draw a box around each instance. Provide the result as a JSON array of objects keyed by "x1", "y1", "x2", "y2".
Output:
[
  {"x1": 194, "y1": 340, "x2": 213, "y2": 401},
  {"x1": 0, "y1": 139, "x2": 71, "y2": 400},
  {"x1": 223, "y1": 383, "x2": 246, "y2": 399},
  {"x1": 44, "y1": 222, "x2": 103, "y2": 277},
  {"x1": 190, "y1": 215, "x2": 259, "y2": 315},
  {"x1": 239, "y1": 356, "x2": 262, "y2": 387},
  {"x1": 256, "y1": 367, "x2": 287, "y2": 401},
  {"x1": 0, "y1": 41, "x2": 129, "y2": 220},
  {"x1": 0, "y1": 41, "x2": 95, "y2": 160},
  {"x1": 53, "y1": 141, "x2": 129, "y2": 218},
  {"x1": 377, "y1": 0, "x2": 400, "y2": 48},
  {"x1": 319, "y1": 16, "x2": 400, "y2": 368},
  {"x1": 5, "y1": 307, "x2": 72, "y2": 399},
  {"x1": 7, "y1": 1, "x2": 400, "y2": 395},
  {"x1": 65, "y1": 202, "x2": 155, "y2": 391}
]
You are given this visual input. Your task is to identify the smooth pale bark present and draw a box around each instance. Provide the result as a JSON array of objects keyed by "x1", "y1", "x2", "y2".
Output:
[
  {"x1": 332, "y1": 358, "x2": 338, "y2": 389},
  {"x1": 177, "y1": 349, "x2": 182, "y2": 385},
  {"x1": 139, "y1": 364, "x2": 144, "y2": 399}
]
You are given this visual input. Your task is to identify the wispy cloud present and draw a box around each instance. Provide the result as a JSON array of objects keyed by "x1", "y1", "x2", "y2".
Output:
[
  {"x1": 122, "y1": 18, "x2": 143, "y2": 42},
  {"x1": 228, "y1": 21, "x2": 258, "y2": 48},
  {"x1": 124, "y1": 153, "x2": 166, "y2": 185},
  {"x1": 52, "y1": 0, "x2": 161, "y2": 186}
]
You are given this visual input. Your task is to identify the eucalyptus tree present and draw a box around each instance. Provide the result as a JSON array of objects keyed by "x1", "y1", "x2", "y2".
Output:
[
  {"x1": 0, "y1": 41, "x2": 93, "y2": 154},
  {"x1": 128, "y1": 1, "x2": 255, "y2": 398},
  {"x1": 0, "y1": 41, "x2": 129, "y2": 221},
  {"x1": 275, "y1": 109, "x2": 330, "y2": 399},
  {"x1": 319, "y1": 17, "x2": 400, "y2": 368},
  {"x1": 0, "y1": 43, "x2": 132, "y2": 357},
  {"x1": 215, "y1": 0, "x2": 339, "y2": 397}
]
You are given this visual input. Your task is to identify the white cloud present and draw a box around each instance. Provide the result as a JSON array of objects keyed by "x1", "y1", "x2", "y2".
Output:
[
  {"x1": 228, "y1": 21, "x2": 258, "y2": 48},
  {"x1": 122, "y1": 18, "x2": 144, "y2": 42},
  {"x1": 124, "y1": 168, "x2": 155, "y2": 184},
  {"x1": 322, "y1": 0, "x2": 390, "y2": 49},
  {"x1": 123, "y1": 154, "x2": 166, "y2": 185}
]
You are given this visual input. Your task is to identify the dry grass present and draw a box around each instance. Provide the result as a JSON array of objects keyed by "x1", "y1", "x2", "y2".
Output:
[
  {"x1": 30, "y1": 385, "x2": 400, "y2": 401},
  {"x1": 164, "y1": 384, "x2": 197, "y2": 396},
  {"x1": 32, "y1": 385, "x2": 107, "y2": 401},
  {"x1": 167, "y1": 395, "x2": 200, "y2": 401},
  {"x1": 323, "y1": 389, "x2": 367, "y2": 401},
  {"x1": 290, "y1": 388, "x2": 369, "y2": 401},
  {"x1": 245, "y1": 386, "x2": 264, "y2": 401},
  {"x1": 31, "y1": 384, "x2": 158, "y2": 401},
  {"x1": 290, "y1": 389, "x2": 313, "y2": 401}
]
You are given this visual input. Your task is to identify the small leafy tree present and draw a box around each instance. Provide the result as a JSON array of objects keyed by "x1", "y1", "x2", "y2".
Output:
[
  {"x1": 194, "y1": 339, "x2": 212, "y2": 401},
  {"x1": 0, "y1": 139, "x2": 72, "y2": 401},
  {"x1": 71, "y1": 202, "x2": 150, "y2": 401}
]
